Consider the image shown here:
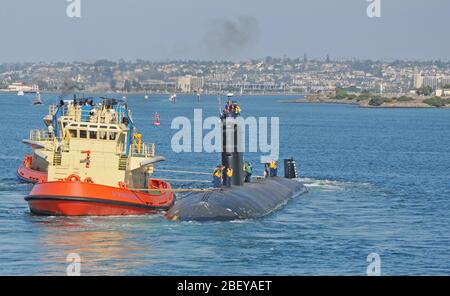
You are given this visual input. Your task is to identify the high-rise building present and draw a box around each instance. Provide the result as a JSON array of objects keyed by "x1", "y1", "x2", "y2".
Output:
[
  {"x1": 423, "y1": 76, "x2": 439, "y2": 89},
  {"x1": 413, "y1": 73, "x2": 424, "y2": 89}
]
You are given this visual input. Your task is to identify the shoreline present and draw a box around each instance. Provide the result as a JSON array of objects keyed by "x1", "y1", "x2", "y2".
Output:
[{"x1": 280, "y1": 96, "x2": 450, "y2": 109}]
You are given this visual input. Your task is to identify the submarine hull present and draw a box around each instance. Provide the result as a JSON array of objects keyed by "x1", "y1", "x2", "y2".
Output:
[{"x1": 166, "y1": 177, "x2": 307, "y2": 221}]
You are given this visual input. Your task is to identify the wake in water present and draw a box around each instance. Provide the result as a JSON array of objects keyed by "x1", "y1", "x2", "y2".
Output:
[
  {"x1": 297, "y1": 177, "x2": 372, "y2": 192},
  {"x1": 0, "y1": 177, "x2": 33, "y2": 191},
  {"x1": 0, "y1": 154, "x2": 22, "y2": 161}
]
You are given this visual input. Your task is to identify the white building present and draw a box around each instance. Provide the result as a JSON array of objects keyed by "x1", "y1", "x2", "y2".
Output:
[
  {"x1": 413, "y1": 73, "x2": 424, "y2": 89},
  {"x1": 435, "y1": 88, "x2": 450, "y2": 97},
  {"x1": 414, "y1": 74, "x2": 450, "y2": 90},
  {"x1": 5, "y1": 82, "x2": 39, "y2": 92},
  {"x1": 177, "y1": 75, "x2": 204, "y2": 93}
]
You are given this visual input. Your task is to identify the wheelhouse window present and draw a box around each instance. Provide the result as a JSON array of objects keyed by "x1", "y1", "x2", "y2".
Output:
[
  {"x1": 69, "y1": 129, "x2": 77, "y2": 138},
  {"x1": 99, "y1": 131, "x2": 107, "y2": 140},
  {"x1": 79, "y1": 130, "x2": 87, "y2": 139},
  {"x1": 109, "y1": 132, "x2": 117, "y2": 141},
  {"x1": 89, "y1": 130, "x2": 97, "y2": 139}
]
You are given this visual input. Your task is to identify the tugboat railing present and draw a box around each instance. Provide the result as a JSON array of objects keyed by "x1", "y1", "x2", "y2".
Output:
[
  {"x1": 130, "y1": 142, "x2": 155, "y2": 158},
  {"x1": 29, "y1": 129, "x2": 54, "y2": 142}
]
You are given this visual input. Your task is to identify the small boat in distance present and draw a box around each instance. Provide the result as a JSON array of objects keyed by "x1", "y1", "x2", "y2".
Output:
[
  {"x1": 169, "y1": 94, "x2": 176, "y2": 103},
  {"x1": 154, "y1": 112, "x2": 160, "y2": 126},
  {"x1": 144, "y1": 95, "x2": 149, "y2": 100},
  {"x1": 17, "y1": 90, "x2": 24, "y2": 96},
  {"x1": 33, "y1": 92, "x2": 42, "y2": 105}
]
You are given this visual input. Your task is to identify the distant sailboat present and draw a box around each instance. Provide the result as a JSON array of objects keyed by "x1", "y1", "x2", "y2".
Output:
[
  {"x1": 154, "y1": 112, "x2": 160, "y2": 126},
  {"x1": 33, "y1": 92, "x2": 42, "y2": 105}
]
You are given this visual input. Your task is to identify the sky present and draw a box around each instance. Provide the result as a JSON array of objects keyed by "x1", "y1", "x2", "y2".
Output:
[{"x1": 0, "y1": 0, "x2": 449, "y2": 62}]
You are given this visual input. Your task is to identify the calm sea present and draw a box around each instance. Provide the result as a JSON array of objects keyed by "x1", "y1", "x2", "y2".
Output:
[{"x1": 0, "y1": 93, "x2": 448, "y2": 275}]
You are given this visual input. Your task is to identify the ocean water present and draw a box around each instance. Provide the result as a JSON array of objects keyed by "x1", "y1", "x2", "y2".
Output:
[{"x1": 0, "y1": 93, "x2": 449, "y2": 275}]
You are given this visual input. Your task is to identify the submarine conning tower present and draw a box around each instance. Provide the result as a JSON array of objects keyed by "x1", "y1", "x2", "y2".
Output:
[
  {"x1": 221, "y1": 93, "x2": 244, "y2": 186},
  {"x1": 165, "y1": 93, "x2": 307, "y2": 222}
]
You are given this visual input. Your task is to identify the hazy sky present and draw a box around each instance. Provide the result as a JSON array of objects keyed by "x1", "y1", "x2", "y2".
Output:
[{"x1": 0, "y1": 0, "x2": 449, "y2": 62}]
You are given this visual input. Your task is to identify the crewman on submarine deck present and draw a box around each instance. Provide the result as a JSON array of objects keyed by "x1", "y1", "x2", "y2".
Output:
[
  {"x1": 269, "y1": 160, "x2": 278, "y2": 177},
  {"x1": 212, "y1": 165, "x2": 224, "y2": 188},
  {"x1": 225, "y1": 166, "x2": 233, "y2": 187},
  {"x1": 243, "y1": 161, "x2": 253, "y2": 182}
]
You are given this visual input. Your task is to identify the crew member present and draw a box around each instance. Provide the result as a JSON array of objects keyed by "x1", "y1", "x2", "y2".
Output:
[
  {"x1": 264, "y1": 163, "x2": 269, "y2": 178},
  {"x1": 225, "y1": 166, "x2": 233, "y2": 187},
  {"x1": 47, "y1": 124, "x2": 54, "y2": 138},
  {"x1": 269, "y1": 160, "x2": 278, "y2": 177},
  {"x1": 243, "y1": 161, "x2": 253, "y2": 183},
  {"x1": 212, "y1": 165, "x2": 223, "y2": 188},
  {"x1": 223, "y1": 100, "x2": 232, "y2": 118},
  {"x1": 234, "y1": 103, "x2": 241, "y2": 117}
]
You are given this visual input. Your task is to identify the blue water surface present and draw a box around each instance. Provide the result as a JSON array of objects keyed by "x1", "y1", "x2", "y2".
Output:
[{"x1": 0, "y1": 93, "x2": 448, "y2": 275}]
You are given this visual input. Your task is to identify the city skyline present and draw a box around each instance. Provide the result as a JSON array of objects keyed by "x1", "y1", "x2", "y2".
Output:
[
  {"x1": 0, "y1": 0, "x2": 449, "y2": 63},
  {"x1": 2, "y1": 58, "x2": 450, "y2": 95}
]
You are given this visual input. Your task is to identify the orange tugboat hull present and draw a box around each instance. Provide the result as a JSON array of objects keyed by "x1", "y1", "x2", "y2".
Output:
[
  {"x1": 25, "y1": 179, "x2": 175, "y2": 216},
  {"x1": 17, "y1": 165, "x2": 47, "y2": 183}
]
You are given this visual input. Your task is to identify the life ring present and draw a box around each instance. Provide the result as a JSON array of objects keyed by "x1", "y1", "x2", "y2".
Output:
[
  {"x1": 84, "y1": 177, "x2": 94, "y2": 184},
  {"x1": 66, "y1": 174, "x2": 81, "y2": 182}
]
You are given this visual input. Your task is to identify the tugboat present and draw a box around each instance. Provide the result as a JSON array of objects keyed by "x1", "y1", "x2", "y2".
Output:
[{"x1": 18, "y1": 97, "x2": 175, "y2": 216}]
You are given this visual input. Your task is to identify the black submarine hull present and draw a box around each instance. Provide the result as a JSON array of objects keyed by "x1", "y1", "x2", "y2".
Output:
[{"x1": 166, "y1": 177, "x2": 307, "y2": 221}]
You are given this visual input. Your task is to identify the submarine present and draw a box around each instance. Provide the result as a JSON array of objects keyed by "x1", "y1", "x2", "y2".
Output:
[{"x1": 166, "y1": 95, "x2": 308, "y2": 222}]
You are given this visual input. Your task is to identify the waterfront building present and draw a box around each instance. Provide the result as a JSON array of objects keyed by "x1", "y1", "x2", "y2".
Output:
[
  {"x1": 177, "y1": 75, "x2": 204, "y2": 93},
  {"x1": 4, "y1": 82, "x2": 39, "y2": 93}
]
